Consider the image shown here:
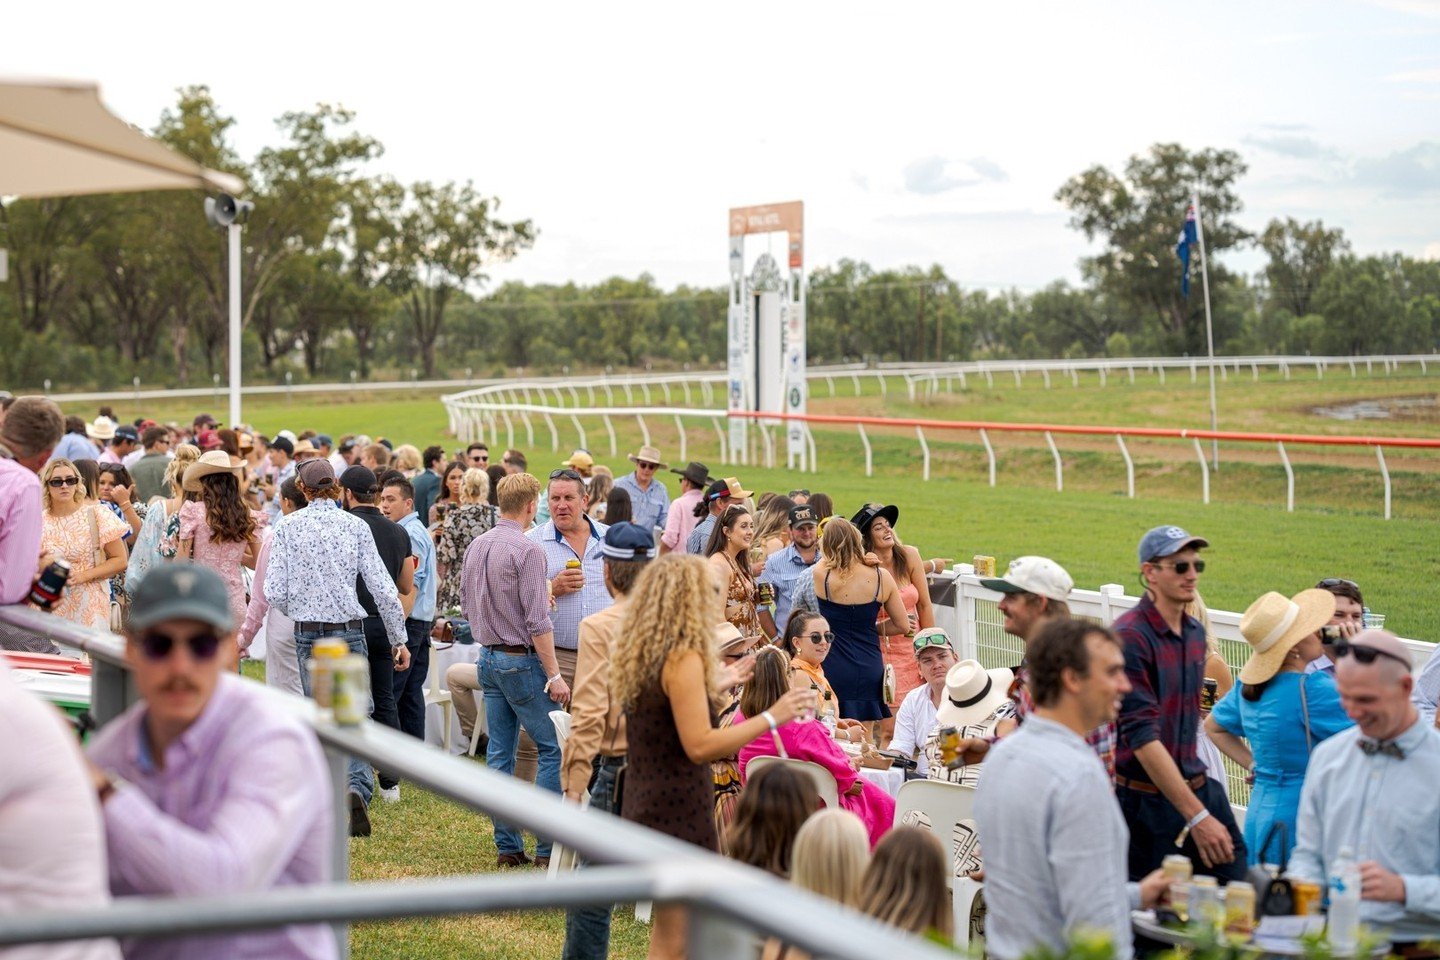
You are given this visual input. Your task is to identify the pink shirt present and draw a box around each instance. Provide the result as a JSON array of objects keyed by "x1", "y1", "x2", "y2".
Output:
[
  {"x1": 0, "y1": 456, "x2": 41, "y2": 604},
  {"x1": 87, "y1": 674, "x2": 336, "y2": 960},
  {"x1": 0, "y1": 664, "x2": 121, "y2": 960},
  {"x1": 661, "y1": 488, "x2": 704, "y2": 551}
]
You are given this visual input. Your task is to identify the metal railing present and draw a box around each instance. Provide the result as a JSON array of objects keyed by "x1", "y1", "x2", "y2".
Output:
[
  {"x1": 0, "y1": 603, "x2": 955, "y2": 960},
  {"x1": 929, "y1": 569, "x2": 1434, "y2": 803}
]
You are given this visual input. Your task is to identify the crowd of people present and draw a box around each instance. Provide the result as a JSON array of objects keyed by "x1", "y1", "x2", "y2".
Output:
[{"x1": 0, "y1": 393, "x2": 1437, "y2": 960}]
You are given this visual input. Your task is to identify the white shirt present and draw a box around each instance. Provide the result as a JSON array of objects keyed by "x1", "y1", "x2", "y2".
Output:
[{"x1": 890, "y1": 683, "x2": 940, "y2": 776}]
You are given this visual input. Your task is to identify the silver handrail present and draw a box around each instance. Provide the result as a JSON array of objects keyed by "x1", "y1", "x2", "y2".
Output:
[{"x1": 0, "y1": 604, "x2": 957, "y2": 960}]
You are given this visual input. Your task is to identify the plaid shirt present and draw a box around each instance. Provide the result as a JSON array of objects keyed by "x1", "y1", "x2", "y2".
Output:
[
  {"x1": 1113, "y1": 593, "x2": 1208, "y2": 782},
  {"x1": 1011, "y1": 668, "x2": 1118, "y2": 780},
  {"x1": 460, "y1": 518, "x2": 554, "y2": 646}
]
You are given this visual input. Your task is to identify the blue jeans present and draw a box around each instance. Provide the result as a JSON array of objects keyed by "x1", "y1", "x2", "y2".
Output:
[
  {"x1": 391, "y1": 619, "x2": 433, "y2": 741},
  {"x1": 562, "y1": 756, "x2": 623, "y2": 960},
  {"x1": 296, "y1": 627, "x2": 375, "y2": 806},
  {"x1": 480, "y1": 646, "x2": 561, "y2": 857}
]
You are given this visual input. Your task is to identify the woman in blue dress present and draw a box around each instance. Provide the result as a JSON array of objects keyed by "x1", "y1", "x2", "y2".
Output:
[
  {"x1": 810, "y1": 518, "x2": 911, "y2": 723},
  {"x1": 1206, "y1": 589, "x2": 1354, "y2": 866}
]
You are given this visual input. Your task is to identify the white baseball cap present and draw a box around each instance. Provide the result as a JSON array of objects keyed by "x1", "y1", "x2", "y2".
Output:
[{"x1": 980, "y1": 556, "x2": 1074, "y2": 603}]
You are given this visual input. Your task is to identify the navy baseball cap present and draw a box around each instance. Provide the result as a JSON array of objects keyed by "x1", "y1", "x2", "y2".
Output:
[
  {"x1": 114, "y1": 425, "x2": 140, "y2": 442},
  {"x1": 129, "y1": 563, "x2": 234, "y2": 632},
  {"x1": 1138, "y1": 525, "x2": 1209, "y2": 564},
  {"x1": 601, "y1": 521, "x2": 656, "y2": 561},
  {"x1": 315, "y1": 434, "x2": 334, "y2": 448}
]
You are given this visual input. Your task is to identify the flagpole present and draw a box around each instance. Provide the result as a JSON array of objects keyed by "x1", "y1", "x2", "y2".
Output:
[{"x1": 1192, "y1": 188, "x2": 1219, "y2": 470}]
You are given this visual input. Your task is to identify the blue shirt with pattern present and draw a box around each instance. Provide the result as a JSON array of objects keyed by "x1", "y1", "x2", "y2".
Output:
[{"x1": 525, "y1": 517, "x2": 611, "y2": 651}]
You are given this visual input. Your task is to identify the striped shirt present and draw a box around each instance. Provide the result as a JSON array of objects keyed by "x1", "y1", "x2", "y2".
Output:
[{"x1": 460, "y1": 518, "x2": 554, "y2": 646}]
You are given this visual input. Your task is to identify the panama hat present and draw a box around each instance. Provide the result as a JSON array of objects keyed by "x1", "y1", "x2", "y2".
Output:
[
  {"x1": 936, "y1": 660, "x2": 1015, "y2": 728},
  {"x1": 182, "y1": 450, "x2": 244, "y2": 492},
  {"x1": 86, "y1": 417, "x2": 117, "y2": 441},
  {"x1": 1237, "y1": 589, "x2": 1336, "y2": 684},
  {"x1": 627, "y1": 445, "x2": 668, "y2": 470}
]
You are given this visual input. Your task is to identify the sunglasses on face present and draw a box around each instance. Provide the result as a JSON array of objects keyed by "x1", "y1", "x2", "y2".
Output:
[
  {"x1": 1333, "y1": 640, "x2": 1410, "y2": 668},
  {"x1": 470, "y1": 455, "x2": 487, "y2": 463},
  {"x1": 1153, "y1": 560, "x2": 1206, "y2": 575},
  {"x1": 48, "y1": 476, "x2": 80, "y2": 487},
  {"x1": 803, "y1": 631, "x2": 835, "y2": 644},
  {"x1": 139, "y1": 631, "x2": 222, "y2": 661},
  {"x1": 636, "y1": 462, "x2": 658, "y2": 470}
]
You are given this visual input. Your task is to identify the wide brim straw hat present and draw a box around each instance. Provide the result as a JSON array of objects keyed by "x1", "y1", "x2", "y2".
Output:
[
  {"x1": 182, "y1": 450, "x2": 244, "y2": 492},
  {"x1": 86, "y1": 417, "x2": 117, "y2": 441},
  {"x1": 1237, "y1": 589, "x2": 1336, "y2": 684},
  {"x1": 936, "y1": 660, "x2": 1015, "y2": 728},
  {"x1": 626, "y1": 445, "x2": 668, "y2": 470},
  {"x1": 715, "y1": 622, "x2": 763, "y2": 656}
]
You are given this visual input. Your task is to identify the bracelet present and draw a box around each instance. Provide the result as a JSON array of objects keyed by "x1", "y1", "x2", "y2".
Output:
[
  {"x1": 1174, "y1": 808, "x2": 1211, "y2": 847},
  {"x1": 543, "y1": 673, "x2": 563, "y2": 693},
  {"x1": 761, "y1": 710, "x2": 778, "y2": 732}
]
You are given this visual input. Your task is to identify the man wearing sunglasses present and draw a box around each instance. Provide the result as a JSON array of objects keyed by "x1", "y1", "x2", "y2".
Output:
[
  {"x1": 1291, "y1": 631, "x2": 1440, "y2": 953},
  {"x1": 1113, "y1": 525, "x2": 1247, "y2": 883},
  {"x1": 87, "y1": 564, "x2": 337, "y2": 959},
  {"x1": 614, "y1": 445, "x2": 670, "y2": 537}
]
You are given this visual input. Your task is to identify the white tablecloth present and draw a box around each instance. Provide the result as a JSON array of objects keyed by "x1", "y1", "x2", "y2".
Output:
[
  {"x1": 859, "y1": 766, "x2": 905, "y2": 798},
  {"x1": 425, "y1": 641, "x2": 480, "y2": 754}
]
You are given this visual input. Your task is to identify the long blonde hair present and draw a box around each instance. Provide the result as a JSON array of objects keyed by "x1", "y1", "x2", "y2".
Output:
[
  {"x1": 859, "y1": 827, "x2": 953, "y2": 940},
  {"x1": 611, "y1": 554, "x2": 724, "y2": 711},
  {"x1": 752, "y1": 495, "x2": 794, "y2": 547},
  {"x1": 818, "y1": 517, "x2": 865, "y2": 576},
  {"x1": 40, "y1": 458, "x2": 86, "y2": 512},
  {"x1": 791, "y1": 810, "x2": 871, "y2": 908}
]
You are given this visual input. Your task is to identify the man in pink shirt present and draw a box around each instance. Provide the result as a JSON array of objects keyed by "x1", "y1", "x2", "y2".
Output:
[
  {"x1": 86, "y1": 564, "x2": 336, "y2": 960},
  {"x1": 0, "y1": 396, "x2": 64, "y2": 605},
  {"x1": 660, "y1": 461, "x2": 710, "y2": 555}
]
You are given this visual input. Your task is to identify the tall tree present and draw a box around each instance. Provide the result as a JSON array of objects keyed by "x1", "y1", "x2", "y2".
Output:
[
  {"x1": 1258, "y1": 217, "x2": 1349, "y2": 319},
  {"x1": 1056, "y1": 143, "x2": 1248, "y2": 352}
]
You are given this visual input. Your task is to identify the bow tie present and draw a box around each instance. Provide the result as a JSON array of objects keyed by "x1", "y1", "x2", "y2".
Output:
[{"x1": 1358, "y1": 739, "x2": 1405, "y2": 760}]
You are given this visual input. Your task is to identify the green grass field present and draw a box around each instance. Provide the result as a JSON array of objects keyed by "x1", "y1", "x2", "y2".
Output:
[{"x1": 204, "y1": 364, "x2": 1435, "y2": 959}]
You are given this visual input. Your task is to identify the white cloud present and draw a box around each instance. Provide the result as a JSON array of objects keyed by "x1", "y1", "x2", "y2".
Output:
[{"x1": 1384, "y1": 67, "x2": 1440, "y2": 81}]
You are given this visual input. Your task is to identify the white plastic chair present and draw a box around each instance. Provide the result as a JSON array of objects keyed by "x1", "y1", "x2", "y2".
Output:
[
  {"x1": 547, "y1": 710, "x2": 575, "y2": 879},
  {"x1": 745, "y1": 756, "x2": 840, "y2": 809},
  {"x1": 424, "y1": 643, "x2": 454, "y2": 754},
  {"x1": 466, "y1": 688, "x2": 486, "y2": 757},
  {"x1": 893, "y1": 778, "x2": 986, "y2": 949}
]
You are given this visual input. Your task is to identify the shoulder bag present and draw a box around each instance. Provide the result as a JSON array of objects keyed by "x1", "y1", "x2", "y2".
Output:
[{"x1": 88, "y1": 506, "x2": 124, "y2": 633}]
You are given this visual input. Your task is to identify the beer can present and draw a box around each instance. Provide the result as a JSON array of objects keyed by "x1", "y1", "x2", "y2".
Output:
[
  {"x1": 757, "y1": 582, "x2": 776, "y2": 607},
  {"x1": 565, "y1": 559, "x2": 581, "y2": 570},
  {"x1": 1162, "y1": 854, "x2": 1193, "y2": 884},
  {"x1": 1223, "y1": 881, "x2": 1256, "y2": 936},
  {"x1": 1290, "y1": 879, "x2": 1322, "y2": 916},
  {"x1": 973, "y1": 555, "x2": 996, "y2": 578},
  {"x1": 1201, "y1": 677, "x2": 1219, "y2": 711}
]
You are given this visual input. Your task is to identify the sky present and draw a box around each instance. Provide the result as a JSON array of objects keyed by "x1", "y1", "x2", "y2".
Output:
[{"x1": 11, "y1": 0, "x2": 1440, "y2": 292}]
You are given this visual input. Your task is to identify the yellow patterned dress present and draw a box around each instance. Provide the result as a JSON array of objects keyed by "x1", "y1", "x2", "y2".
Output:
[{"x1": 40, "y1": 504, "x2": 127, "y2": 630}]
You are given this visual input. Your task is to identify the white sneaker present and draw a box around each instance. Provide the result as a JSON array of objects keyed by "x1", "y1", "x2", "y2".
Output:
[{"x1": 379, "y1": 785, "x2": 400, "y2": 803}]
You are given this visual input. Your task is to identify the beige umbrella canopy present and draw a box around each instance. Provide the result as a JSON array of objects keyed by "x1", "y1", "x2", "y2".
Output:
[{"x1": 0, "y1": 78, "x2": 244, "y2": 199}]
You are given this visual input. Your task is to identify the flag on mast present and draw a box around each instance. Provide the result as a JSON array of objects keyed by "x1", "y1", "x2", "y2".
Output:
[{"x1": 1176, "y1": 202, "x2": 1198, "y2": 298}]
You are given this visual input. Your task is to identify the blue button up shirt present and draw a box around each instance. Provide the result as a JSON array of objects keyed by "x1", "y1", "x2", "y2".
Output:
[
  {"x1": 1290, "y1": 719, "x2": 1440, "y2": 943},
  {"x1": 759, "y1": 543, "x2": 819, "y2": 631},
  {"x1": 398, "y1": 511, "x2": 437, "y2": 623},
  {"x1": 49, "y1": 432, "x2": 99, "y2": 463},
  {"x1": 526, "y1": 517, "x2": 611, "y2": 651},
  {"x1": 264, "y1": 460, "x2": 296, "y2": 523},
  {"x1": 613, "y1": 472, "x2": 669, "y2": 535}
]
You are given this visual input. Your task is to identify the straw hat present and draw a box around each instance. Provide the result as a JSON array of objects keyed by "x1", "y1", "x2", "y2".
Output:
[
  {"x1": 715, "y1": 622, "x2": 763, "y2": 657},
  {"x1": 936, "y1": 660, "x2": 1015, "y2": 728},
  {"x1": 86, "y1": 416, "x2": 117, "y2": 441},
  {"x1": 627, "y1": 445, "x2": 668, "y2": 470},
  {"x1": 182, "y1": 450, "x2": 244, "y2": 492},
  {"x1": 1237, "y1": 589, "x2": 1336, "y2": 684}
]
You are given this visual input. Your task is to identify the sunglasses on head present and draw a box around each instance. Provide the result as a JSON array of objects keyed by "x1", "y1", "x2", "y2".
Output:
[
  {"x1": 1333, "y1": 640, "x2": 1409, "y2": 668},
  {"x1": 1318, "y1": 577, "x2": 1360, "y2": 591},
  {"x1": 550, "y1": 468, "x2": 583, "y2": 481},
  {"x1": 913, "y1": 632, "x2": 951, "y2": 650},
  {"x1": 803, "y1": 631, "x2": 835, "y2": 644},
  {"x1": 1152, "y1": 559, "x2": 1206, "y2": 575},
  {"x1": 139, "y1": 630, "x2": 222, "y2": 661},
  {"x1": 47, "y1": 476, "x2": 80, "y2": 487}
]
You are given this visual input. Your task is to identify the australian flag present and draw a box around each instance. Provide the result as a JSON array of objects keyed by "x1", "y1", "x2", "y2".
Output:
[{"x1": 1176, "y1": 202, "x2": 1198, "y2": 298}]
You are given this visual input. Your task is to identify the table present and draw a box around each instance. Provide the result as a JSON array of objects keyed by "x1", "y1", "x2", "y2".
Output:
[
  {"x1": 1131, "y1": 911, "x2": 1388, "y2": 958},
  {"x1": 425, "y1": 641, "x2": 480, "y2": 754},
  {"x1": 858, "y1": 766, "x2": 905, "y2": 798}
]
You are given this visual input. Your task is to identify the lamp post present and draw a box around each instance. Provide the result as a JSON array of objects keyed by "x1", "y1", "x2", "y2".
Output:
[{"x1": 204, "y1": 194, "x2": 253, "y2": 427}]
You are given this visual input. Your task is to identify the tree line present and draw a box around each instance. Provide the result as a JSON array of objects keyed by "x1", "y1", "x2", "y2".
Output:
[{"x1": 2, "y1": 92, "x2": 1437, "y2": 392}]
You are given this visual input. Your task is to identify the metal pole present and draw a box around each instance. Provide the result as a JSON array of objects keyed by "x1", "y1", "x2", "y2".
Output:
[
  {"x1": 1193, "y1": 190, "x2": 1219, "y2": 470},
  {"x1": 228, "y1": 222, "x2": 242, "y2": 427}
]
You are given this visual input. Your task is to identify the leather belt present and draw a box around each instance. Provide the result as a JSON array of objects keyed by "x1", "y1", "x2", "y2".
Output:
[
  {"x1": 296, "y1": 620, "x2": 362, "y2": 634},
  {"x1": 484, "y1": 643, "x2": 533, "y2": 656},
  {"x1": 1115, "y1": 773, "x2": 1207, "y2": 795}
]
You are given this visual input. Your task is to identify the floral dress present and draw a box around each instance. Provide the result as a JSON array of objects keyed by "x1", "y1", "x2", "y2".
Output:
[
  {"x1": 41, "y1": 505, "x2": 128, "y2": 630},
  {"x1": 178, "y1": 500, "x2": 266, "y2": 626},
  {"x1": 721, "y1": 555, "x2": 761, "y2": 638},
  {"x1": 435, "y1": 502, "x2": 497, "y2": 613}
]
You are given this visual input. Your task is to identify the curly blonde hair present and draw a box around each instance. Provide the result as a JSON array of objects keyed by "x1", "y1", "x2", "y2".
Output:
[
  {"x1": 459, "y1": 467, "x2": 490, "y2": 504},
  {"x1": 610, "y1": 554, "x2": 725, "y2": 712}
]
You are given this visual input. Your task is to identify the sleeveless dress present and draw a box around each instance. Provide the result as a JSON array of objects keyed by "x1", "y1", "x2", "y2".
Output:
[
  {"x1": 721, "y1": 554, "x2": 761, "y2": 638},
  {"x1": 878, "y1": 579, "x2": 922, "y2": 709},
  {"x1": 622, "y1": 676, "x2": 719, "y2": 851},
  {"x1": 816, "y1": 568, "x2": 890, "y2": 721}
]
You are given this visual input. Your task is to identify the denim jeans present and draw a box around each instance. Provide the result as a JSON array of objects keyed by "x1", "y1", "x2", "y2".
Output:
[
  {"x1": 296, "y1": 627, "x2": 375, "y2": 806},
  {"x1": 391, "y1": 619, "x2": 433, "y2": 741},
  {"x1": 562, "y1": 756, "x2": 624, "y2": 960},
  {"x1": 479, "y1": 645, "x2": 561, "y2": 857}
]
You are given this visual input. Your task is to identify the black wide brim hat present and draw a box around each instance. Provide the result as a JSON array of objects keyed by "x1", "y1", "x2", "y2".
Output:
[{"x1": 850, "y1": 503, "x2": 900, "y2": 535}]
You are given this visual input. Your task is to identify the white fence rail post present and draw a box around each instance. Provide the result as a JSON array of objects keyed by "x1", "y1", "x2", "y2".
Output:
[
  {"x1": 1377, "y1": 445, "x2": 1392, "y2": 520},
  {"x1": 603, "y1": 415, "x2": 617, "y2": 457},
  {"x1": 979, "y1": 428, "x2": 996, "y2": 487},
  {"x1": 915, "y1": 427, "x2": 930, "y2": 481},
  {"x1": 857, "y1": 424, "x2": 873, "y2": 478},
  {"x1": 1278, "y1": 442, "x2": 1294, "y2": 512},
  {"x1": 1194, "y1": 437, "x2": 1210, "y2": 505},
  {"x1": 1116, "y1": 435, "x2": 1135, "y2": 498},
  {"x1": 1044, "y1": 431, "x2": 1063, "y2": 492}
]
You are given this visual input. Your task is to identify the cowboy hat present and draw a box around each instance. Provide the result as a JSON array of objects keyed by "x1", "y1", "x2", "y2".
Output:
[
  {"x1": 626, "y1": 445, "x2": 668, "y2": 470},
  {"x1": 715, "y1": 622, "x2": 764, "y2": 657},
  {"x1": 1237, "y1": 589, "x2": 1336, "y2": 684},
  {"x1": 182, "y1": 450, "x2": 244, "y2": 492},
  {"x1": 935, "y1": 660, "x2": 1015, "y2": 728},
  {"x1": 670, "y1": 460, "x2": 712, "y2": 487},
  {"x1": 86, "y1": 417, "x2": 117, "y2": 441},
  {"x1": 850, "y1": 502, "x2": 899, "y2": 536}
]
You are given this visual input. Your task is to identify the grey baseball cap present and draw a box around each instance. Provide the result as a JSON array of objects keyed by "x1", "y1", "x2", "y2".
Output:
[{"x1": 128, "y1": 563, "x2": 235, "y2": 632}]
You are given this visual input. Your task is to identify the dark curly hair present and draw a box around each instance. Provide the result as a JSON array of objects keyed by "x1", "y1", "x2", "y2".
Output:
[{"x1": 198, "y1": 472, "x2": 255, "y2": 544}]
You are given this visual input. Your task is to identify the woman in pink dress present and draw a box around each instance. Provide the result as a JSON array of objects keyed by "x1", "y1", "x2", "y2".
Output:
[
  {"x1": 176, "y1": 451, "x2": 264, "y2": 625},
  {"x1": 39, "y1": 459, "x2": 129, "y2": 632},
  {"x1": 737, "y1": 647, "x2": 895, "y2": 848}
]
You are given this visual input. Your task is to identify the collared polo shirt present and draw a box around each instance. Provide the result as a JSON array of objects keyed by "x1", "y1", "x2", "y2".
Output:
[
  {"x1": 526, "y1": 517, "x2": 611, "y2": 651},
  {"x1": 759, "y1": 542, "x2": 819, "y2": 630}
]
